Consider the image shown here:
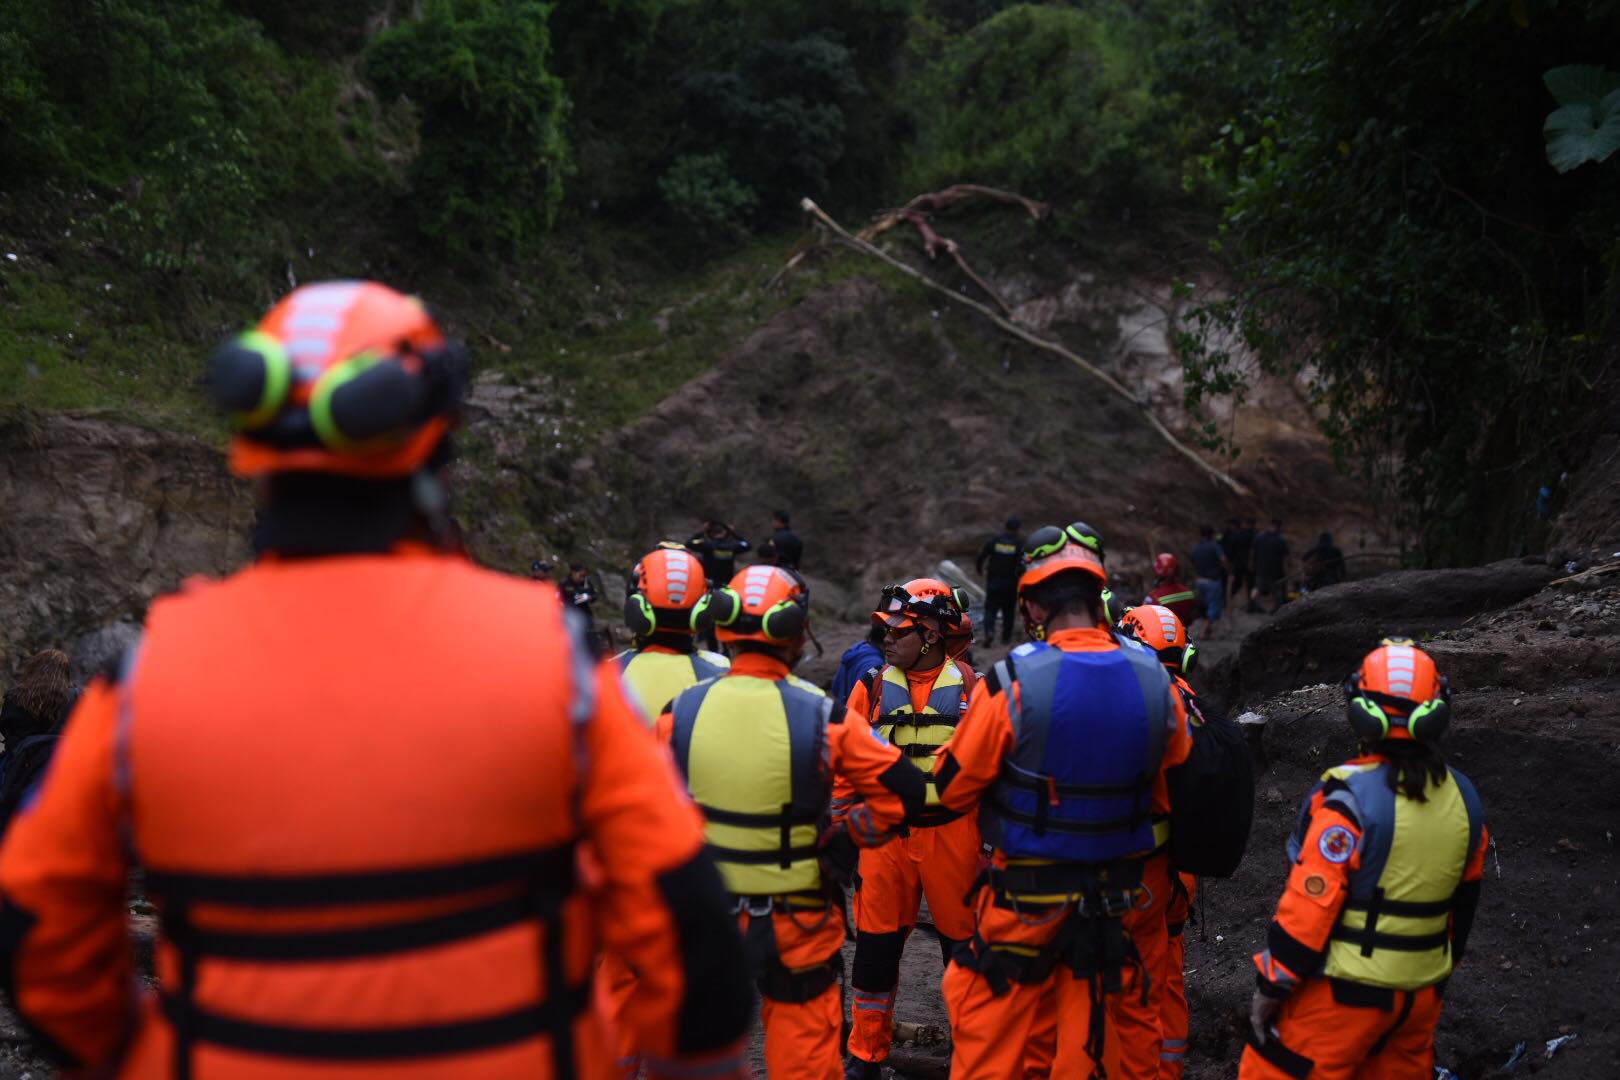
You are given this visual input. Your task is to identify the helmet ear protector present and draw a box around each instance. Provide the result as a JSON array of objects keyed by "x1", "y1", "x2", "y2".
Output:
[
  {"x1": 207, "y1": 332, "x2": 467, "y2": 452},
  {"x1": 1343, "y1": 672, "x2": 1452, "y2": 742},
  {"x1": 709, "y1": 587, "x2": 808, "y2": 641},
  {"x1": 1181, "y1": 641, "x2": 1198, "y2": 675},
  {"x1": 624, "y1": 589, "x2": 718, "y2": 637}
]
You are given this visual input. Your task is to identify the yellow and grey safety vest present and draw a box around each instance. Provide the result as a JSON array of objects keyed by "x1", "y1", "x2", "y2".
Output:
[
  {"x1": 669, "y1": 674, "x2": 832, "y2": 896},
  {"x1": 1301, "y1": 761, "x2": 1484, "y2": 989},
  {"x1": 866, "y1": 660, "x2": 968, "y2": 826},
  {"x1": 615, "y1": 648, "x2": 729, "y2": 727}
]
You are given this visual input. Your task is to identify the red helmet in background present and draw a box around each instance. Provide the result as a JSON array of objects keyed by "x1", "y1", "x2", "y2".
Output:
[
  {"x1": 1153, "y1": 553, "x2": 1180, "y2": 580},
  {"x1": 208, "y1": 281, "x2": 466, "y2": 479}
]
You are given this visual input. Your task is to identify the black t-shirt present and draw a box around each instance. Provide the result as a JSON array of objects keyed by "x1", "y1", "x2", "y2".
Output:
[
  {"x1": 560, "y1": 578, "x2": 597, "y2": 625},
  {"x1": 1252, "y1": 531, "x2": 1289, "y2": 579},
  {"x1": 977, "y1": 532, "x2": 1024, "y2": 585},
  {"x1": 1191, "y1": 539, "x2": 1226, "y2": 580},
  {"x1": 1222, "y1": 527, "x2": 1255, "y2": 566},
  {"x1": 770, "y1": 528, "x2": 803, "y2": 569}
]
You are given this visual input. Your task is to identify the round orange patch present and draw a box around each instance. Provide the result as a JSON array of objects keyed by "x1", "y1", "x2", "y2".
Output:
[{"x1": 1304, "y1": 875, "x2": 1327, "y2": 896}]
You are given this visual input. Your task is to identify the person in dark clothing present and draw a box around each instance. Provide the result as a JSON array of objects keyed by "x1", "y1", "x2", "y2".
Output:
[
  {"x1": 1221, "y1": 516, "x2": 1255, "y2": 603},
  {"x1": 687, "y1": 520, "x2": 751, "y2": 585},
  {"x1": 975, "y1": 516, "x2": 1024, "y2": 645},
  {"x1": 1250, "y1": 518, "x2": 1290, "y2": 613},
  {"x1": 560, "y1": 563, "x2": 610, "y2": 657},
  {"x1": 768, "y1": 509, "x2": 803, "y2": 570},
  {"x1": 0, "y1": 649, "x2": 76, "y2": 835},
  {"x1": 1302, "y1": 531, "x2": 1347, "y2": 591},
  {"x1": 1191, "y1": 524, "x2": 1232, "y2": 637}
]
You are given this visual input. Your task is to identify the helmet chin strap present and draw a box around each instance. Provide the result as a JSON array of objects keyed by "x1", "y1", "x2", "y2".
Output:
[{"x1": 411, "y1": 468, "x2": 453, "y2": 547}]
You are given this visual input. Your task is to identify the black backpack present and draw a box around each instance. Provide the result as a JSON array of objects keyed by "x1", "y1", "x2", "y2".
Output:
[
  {"x1": 1165, "y1": 690, "x2": 1254, "y2": 877},
  {"x1": 0, "y1": 732, "x2": 60, "y2": 837}
]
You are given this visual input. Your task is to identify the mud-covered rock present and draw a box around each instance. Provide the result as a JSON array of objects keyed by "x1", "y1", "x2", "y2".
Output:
[
  {"x1": 1208, "y1": 558, "x2": 1558, "y2": 708},
  {"x1": 0, "y1": 410, "x2": 251, "y2": 676}
]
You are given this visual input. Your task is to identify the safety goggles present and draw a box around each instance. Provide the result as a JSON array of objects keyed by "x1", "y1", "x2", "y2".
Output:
[{"x1": 877, "y1": 583, "x2": 965, "y2": 625}]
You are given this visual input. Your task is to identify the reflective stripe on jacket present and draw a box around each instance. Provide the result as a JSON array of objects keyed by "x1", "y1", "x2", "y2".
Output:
[{"x1": 670, "y1": 675, "x2": 832, "y2": 896}]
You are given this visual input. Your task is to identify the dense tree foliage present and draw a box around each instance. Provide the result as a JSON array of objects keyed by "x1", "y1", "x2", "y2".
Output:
[
  {"x1": 4, "y1": 0, "x2": 1618, "y2": 562},
  {"x1": 1178, "y1": 0, "x2": 1620, "y2": 561}
]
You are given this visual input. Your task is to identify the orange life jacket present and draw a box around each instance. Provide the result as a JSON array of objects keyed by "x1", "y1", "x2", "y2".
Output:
[{"x1": 115, "y1": 552, "x2": 606, "y2": 1078}]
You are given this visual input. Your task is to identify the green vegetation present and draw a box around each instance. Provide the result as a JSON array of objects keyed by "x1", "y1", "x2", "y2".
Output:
[
  {"x1": 1176, "y1": 0, "x2": 1620, "y2": 562},
  {"x1": 3, "y1": 0, "x2": 1619, "y2": 563}
]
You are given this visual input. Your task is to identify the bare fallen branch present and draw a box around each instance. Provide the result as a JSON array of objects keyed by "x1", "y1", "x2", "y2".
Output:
[{"x1": 799, "y1": 197, "x2": 1253, "y2": 498}]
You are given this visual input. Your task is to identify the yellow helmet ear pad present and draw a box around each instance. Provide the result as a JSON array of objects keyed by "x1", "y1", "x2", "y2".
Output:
[
  {"x1": 759, "y1": 597, "x2": 808, "y2": 641},
  {"x1": 1182, "y1": 642, "x2": 1198, "y2": 675},
  {"x1": 208, "y1": 331, "x2": 293, "y2": 431},
  {"x1": 623, "y1": 592, "x2": 656, "y2": 638}
]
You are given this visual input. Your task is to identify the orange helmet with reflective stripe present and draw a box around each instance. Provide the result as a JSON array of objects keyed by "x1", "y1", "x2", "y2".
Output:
[
  {"x1": 625, "y1": 545, "x2": 711, "y2": 638},
  {"x1": 1018, "y1": 524, "x2": 1108, "y2": 590},
  {"x1": 871, "y1": 578, "x2": 966, "y2": 630},
  {"x1": 1119, "y1": 604, "x2": 1197, "y2": 674},
  {"x1": 207, "y1": 281, "x2": 466, "y2": 478},
  {"x1": 711, "y1": 565, "x2": 810, "y2": 644},
  {"x1": 1343, "y1": 638, "x2": 1451, "y2": 743}
]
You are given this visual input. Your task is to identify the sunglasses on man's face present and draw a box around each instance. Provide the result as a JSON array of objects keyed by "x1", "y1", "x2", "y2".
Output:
[{"x1": 882, "y1": 623, "x2": 922, "y2": 640}]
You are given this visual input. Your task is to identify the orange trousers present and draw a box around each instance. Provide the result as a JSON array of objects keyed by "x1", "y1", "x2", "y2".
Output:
[
  {"x1": 848, "y1": 816, "x2": 980, "y2": 1063},
  {"x1": 942, "y1": 882, "x2": 1126, "y2": 1080},
  {"x1": 1158, "y1": 873, "x2": 1196, "y2": 1080},
  {"x1": 1238, "y1": 979, "x2": 1445, "y2": 1080},
  {"x1": 741, "y1": 904, "x2": 847, "y2": 1080},
  {"x1": 1012, "y1": 854, "x2": 1174, "y2": 1080},
  {"x1": 597, "y1": 951, "x2": 642, "y2": 1077}
]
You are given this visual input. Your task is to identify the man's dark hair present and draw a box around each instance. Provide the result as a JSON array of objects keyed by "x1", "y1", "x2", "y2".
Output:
[
  {"x1": 1199, "y1": 524, "x2": 1215, "y2": 539},
  {"x1": 1021, "y1": 571, "x2": 1103, "y2": 621},
  {"x1": 1319, "y1": 532, "x2": 1333, "y2": 545},
  {"x1": 1245, "y1": 517, "x2": 1258, "y2": 526},
  {"x1": 1368, "y1": 739, "x2": 1448, "y2": 802},
  {"x1": 866, "y1": 624, "x2": 885, "y2": 647},
  {"x1": 771, "y1": 509, "x2": 790, "y2": 526},
  {"x1": 570, "y1": 562, "x2": 586, "y2": 573},
  {"x1": 1271, "y1": 518, "x2": 1283, "y2": 529},
  {"x1": 1006, "y1": 516, "x2": 1021, "y2": 530}
]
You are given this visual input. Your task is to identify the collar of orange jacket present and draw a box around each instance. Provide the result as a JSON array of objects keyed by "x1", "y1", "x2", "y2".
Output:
[
  {"x1": 728, "y1": 651, "x2": 790, "y2": 679},
  {"x1": 1044, "y1": 626, "x2": 1117, "y2": 651}
]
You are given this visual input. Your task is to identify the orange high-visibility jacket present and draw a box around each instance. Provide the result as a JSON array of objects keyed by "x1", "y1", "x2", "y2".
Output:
[{"x1": 0, "y1": 550, "x2": 749, "y2": 1079}]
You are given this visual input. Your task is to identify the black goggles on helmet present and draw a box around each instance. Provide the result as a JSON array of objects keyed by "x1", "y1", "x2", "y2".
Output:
[{"x1": 877, "y1": 583, "x2": 965, "y2": 626}]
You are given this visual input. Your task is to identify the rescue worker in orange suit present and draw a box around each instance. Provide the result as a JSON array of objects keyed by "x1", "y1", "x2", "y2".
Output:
[
  {"x1": 1118, "y1": 604, "x2": 1208, "y2": 1080},
  {"x1": 1146, "y1": 554, "x2": 1199, "y2": 630},
  {"x1": 841, "y1": 580, "x2": 981, "y2": 1079},
  {"x1": 614, "y1": 543, "x2": 730, "y2": 726},
  {"x1": 0, "y1": 282, "x2": 753, "y2": 1080},
  {"x1": 931, "y1": 526, "x2": 1191, "y2": 1079},
  {"x1": 1240, "y1": 640, "x2": 1487, "y2": 1080},
  {"x1": 654, "y1": 565, "x2": 928, "y2": 1080}
]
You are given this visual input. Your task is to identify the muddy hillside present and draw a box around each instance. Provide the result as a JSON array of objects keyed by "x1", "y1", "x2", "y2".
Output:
[{"x1": 1, "y1": 233, "x2": 1377, "y2": 675}]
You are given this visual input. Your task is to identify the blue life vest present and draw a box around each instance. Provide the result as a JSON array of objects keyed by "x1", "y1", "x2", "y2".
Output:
[{"x1": 980, "y1": 640, "x2": 1172, "y2": 864}]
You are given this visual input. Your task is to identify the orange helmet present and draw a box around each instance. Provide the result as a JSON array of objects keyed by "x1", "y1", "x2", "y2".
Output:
[
  {"x1": 871, "y1": 578, "x2": 966, "y2": 631},
  {"x1": 625, "y1": 545, "x2": 711, "y2": 637},
  {"x1": 207, "y1": 281, "x2": 467, "y2": 478},
  {"x1": 1018, "y1": 524, "x2": 1107, "y2": 590},
  {"x1": 1344, "y1": 638, "x2": 1451, "y2": 743},
  {"x1": 1119, "y1": 604, "x2": 1196, "y2": 674},
  {"x1": 710, "y1": 565, "x2": 809, "y2": 644}
]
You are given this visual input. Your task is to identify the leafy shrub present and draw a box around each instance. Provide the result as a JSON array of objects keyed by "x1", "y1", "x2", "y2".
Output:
[
  {"x1": 1179, "y1": 1, "x2": 1620, "y2": 562},
  {"x1": 901, "y1": 4, "x2": 1165, "y2": 214},
  {"x1": 659, "y1": 153, "x2": 758, "y2": 239},
  {"x1": 365, "y1": 0, "x2": 570, "y2": 256}
]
